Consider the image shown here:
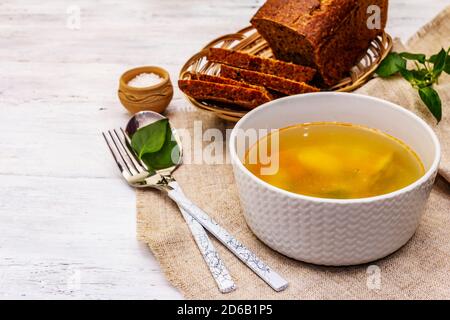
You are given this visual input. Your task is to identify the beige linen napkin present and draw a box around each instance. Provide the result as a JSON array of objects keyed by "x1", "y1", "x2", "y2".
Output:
[{"x1": 137, "y1": 7, "x2": 450, "y2": 300}]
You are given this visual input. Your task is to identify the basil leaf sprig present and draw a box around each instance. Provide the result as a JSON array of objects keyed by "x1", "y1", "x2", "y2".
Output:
[
  {"x1": 131, "y1": 119, "x2": 181, "y2": 172},
  {"x1": 376, "y1": 47, "x2": 449, "y2": 122},
  {"x1": 131, "y1": 119, "x2": 168, "y2": 159}
]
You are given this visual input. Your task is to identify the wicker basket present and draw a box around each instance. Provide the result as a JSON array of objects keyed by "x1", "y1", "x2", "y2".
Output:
[{"x1": 180, "y1": 26, "x2": 393, "y2": 122}]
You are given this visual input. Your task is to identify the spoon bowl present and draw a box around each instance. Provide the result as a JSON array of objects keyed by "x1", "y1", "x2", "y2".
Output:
[
  {"x1": 125, "y1": 111, "x2": 183, "y2": 176},
  {"x1": 125, "y1": 110, "x2": 166, "y2": 136}
]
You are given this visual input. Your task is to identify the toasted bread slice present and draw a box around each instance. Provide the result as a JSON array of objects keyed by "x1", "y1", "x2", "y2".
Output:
[
  {"x1": 178, "y1": 77, "x2": 272, "y2": 110},
  {"x1": 220, "y1": 65, "x2": 320, "y2": 96},
  {"x1": 208, "y1": 48, "x2": 316, "y2": 83},
  {"x1": 190, "y1": 73, "x2": 263, "y2": 91},
  {"x1": 191, "y1": 73, "x2": 275, "y2": 100}
]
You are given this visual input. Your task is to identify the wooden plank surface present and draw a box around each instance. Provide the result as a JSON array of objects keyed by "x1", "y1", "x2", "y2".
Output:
[{"x1": 0, "y1": 0, "x2": 448, "y2": 299}]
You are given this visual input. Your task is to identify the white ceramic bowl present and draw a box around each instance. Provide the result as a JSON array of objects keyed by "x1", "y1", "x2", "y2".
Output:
[{"x1": 229, "y1": 93, "x2": 441, "y2": 266}]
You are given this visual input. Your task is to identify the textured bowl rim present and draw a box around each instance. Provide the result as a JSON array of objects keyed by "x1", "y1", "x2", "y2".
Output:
[
  {"x1": 119, "y1": 66, "x2": 170, "y2": 92},
  {"x1": 229, "y1": 92, "x2": 441, "y2": 204}
]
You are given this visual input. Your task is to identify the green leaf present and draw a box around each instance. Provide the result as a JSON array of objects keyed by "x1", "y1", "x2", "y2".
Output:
[
  {"x1": 432, "y1": 48, "x2": 447, "y2": 77},
  {"x1": 376, "y1": 53, "x2": 407, "y2": 77},
  {"x1": 428, "y1": 49, "x2": 448, "y2": 64},
  {"x1": 131, "y1": 119, "x2": 168, "y2": 159},
  {"x1": 411, "y1": 69, "x2": 429, "y2": 81},
  {"x1": 141, "y1": 124, "x2": 181, "y2": 170},
  {"x1": 400, "y1": 52, "x2": 426, "y2": 63},
  {"x1": 444, "y1": 49, "x2": 450, "y2": 74},
  {"x1": 398, "y1": 66, "x2": 415, "y2": 82},
  {"x1": 419, "y1": 87, "x2": 442, "y2": 122}
]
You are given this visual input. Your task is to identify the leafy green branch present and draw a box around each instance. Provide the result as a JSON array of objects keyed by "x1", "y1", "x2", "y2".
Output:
[{"x1": 376, "y1": 47, "x2": 449, "y2": 122}]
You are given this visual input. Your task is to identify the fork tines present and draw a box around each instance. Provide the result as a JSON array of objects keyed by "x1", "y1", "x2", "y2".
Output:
[{"x1": 102, "y1": 129, "x2": 148, "y2": 181}]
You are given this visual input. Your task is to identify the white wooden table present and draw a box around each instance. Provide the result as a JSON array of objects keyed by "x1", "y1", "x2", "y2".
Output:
[{"x1": 0, "y1": 0, "x2": 448, "y2": 300}]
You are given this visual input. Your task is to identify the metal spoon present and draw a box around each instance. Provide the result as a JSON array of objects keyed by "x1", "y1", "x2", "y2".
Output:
[
  {"x1": 125, "y1": 111, "x2": 288, "y2": 292},
  {"x1": 125, "y1": 111, "x2": 236, "y2": 293}
]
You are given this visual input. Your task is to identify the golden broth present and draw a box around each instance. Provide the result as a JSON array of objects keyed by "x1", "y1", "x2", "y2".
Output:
[{"x1": 244, "y1": 122, "x2": 425, "y2": 199}]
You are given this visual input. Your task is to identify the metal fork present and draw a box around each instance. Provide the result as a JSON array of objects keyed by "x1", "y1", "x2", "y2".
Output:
[
  {"x1": 103, "y1": 114, "x2": 288, "y2": 292},
  {"x1": 103, "y1": 128, "x2": 236, "y2": 293}
]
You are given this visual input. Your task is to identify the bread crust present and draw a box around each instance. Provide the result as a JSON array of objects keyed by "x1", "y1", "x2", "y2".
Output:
[{"x1": 251, "y1": 0, "x2": 389, "y2": 86}]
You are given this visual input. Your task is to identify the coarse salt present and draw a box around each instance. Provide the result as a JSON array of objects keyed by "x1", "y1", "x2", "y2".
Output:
[{"x1": 127, "y1": 73, "x2": 163, "y2": 88}]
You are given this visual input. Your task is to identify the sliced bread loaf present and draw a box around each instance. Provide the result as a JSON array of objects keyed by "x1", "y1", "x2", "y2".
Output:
[{"x1": 251, "y1": 0, "x2": 388, "y2": 86}]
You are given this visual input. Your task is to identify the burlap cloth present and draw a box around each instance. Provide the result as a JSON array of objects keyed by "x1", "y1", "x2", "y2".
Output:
[{"x1": 137, "y1": 7, "x2": 450, "y2": 300}]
